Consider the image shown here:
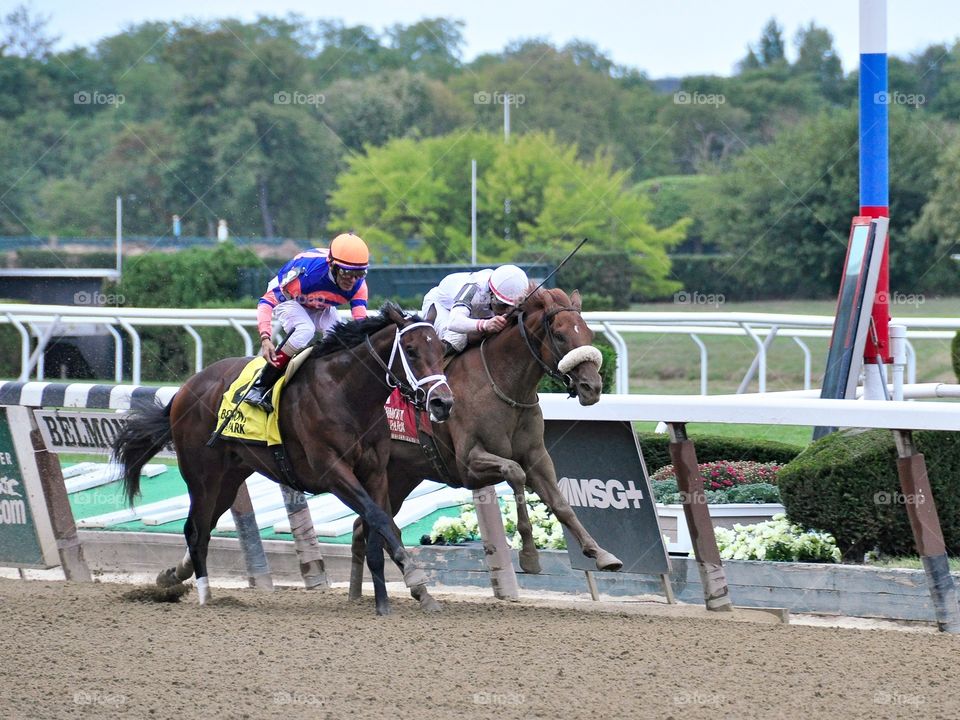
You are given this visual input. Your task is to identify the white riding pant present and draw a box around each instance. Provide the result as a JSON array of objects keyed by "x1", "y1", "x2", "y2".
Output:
[
  {"x1": 422, "y1": 289, "x2": 467, "y2": 352},
  {"x1": 272, "y1": 301, "x2": 339, "y2": 353}
]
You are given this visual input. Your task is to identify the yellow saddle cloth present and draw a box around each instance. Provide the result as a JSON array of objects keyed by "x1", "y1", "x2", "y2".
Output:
[{"x1": 217, "y1": 357, "x2": 286, "y2": 446}]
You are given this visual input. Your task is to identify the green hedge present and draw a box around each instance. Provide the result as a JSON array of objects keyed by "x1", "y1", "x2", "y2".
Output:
[
  {"x1": 952, "y1": 331, "x2": 960, "y2": 383},
  {"x1": 778, "y1": 428, "x2": 960, "y2": 560},
  {"x1": 109, "y1": 244, "x2": 261, "y2": 381},
  {"x1": 636, "y1": 432, "x2": 803, "y2": 475},
  {"x1": 667, "y1": 254, "x2": 743, "y2": 300},
  {"x1": 538, "y1": 336, "x2": 617, "y2": 395},
  {"x1": 517, "y1": 250, "x2": 633, "y2": 309},
  {"x1": 115, "y1": 243, "x2": 262, "y2": 308},
  {"x1": 15, "y1": 250, "x2": 118, "y2": 268}
]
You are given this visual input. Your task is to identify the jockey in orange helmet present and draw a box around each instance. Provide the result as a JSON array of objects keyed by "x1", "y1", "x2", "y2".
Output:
[
  {"x1": 246, "y1": 233, "x2": 370, "y2": 411},
  {"x1": 421, "y1": 264, "x2": 529, "y2": 354}
]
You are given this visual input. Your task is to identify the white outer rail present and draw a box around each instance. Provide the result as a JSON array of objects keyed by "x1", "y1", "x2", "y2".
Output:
[
  {"x1": 538, "y1": 393, "x2": 960, "y2": 431},
  {"x1": 1, "y1": 304, "x2": 957, "y2": 390}
]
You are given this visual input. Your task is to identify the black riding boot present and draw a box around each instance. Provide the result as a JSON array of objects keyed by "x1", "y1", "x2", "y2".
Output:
[{"x1": 244, "y1": 361, "x2": 285, "y2": 413}]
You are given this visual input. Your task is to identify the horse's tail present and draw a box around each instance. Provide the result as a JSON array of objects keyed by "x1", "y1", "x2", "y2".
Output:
[{"x1": 111, "y1": 398, "x2": 174, "y2": 506}]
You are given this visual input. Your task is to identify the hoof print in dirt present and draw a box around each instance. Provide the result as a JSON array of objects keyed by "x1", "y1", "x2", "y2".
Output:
[{"x1": 121, "y1": 584, "x2": 191, "y2": 603}]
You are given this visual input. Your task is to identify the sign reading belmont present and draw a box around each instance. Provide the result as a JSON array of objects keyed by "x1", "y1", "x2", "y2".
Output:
[{"x1": 33, "y1": 410, "x2": 176, "y2": 458}]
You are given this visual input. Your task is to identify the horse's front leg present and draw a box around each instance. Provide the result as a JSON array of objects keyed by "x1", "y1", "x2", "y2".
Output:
[
  {"x1": 348, "y1": 517, "x2": 365, "y2": 602},
  {"x1": 511, "y1": 487, "x2": 541, "y2": 574},
  {"x1": 523, "y1": 446, "x2": 623, "y2": 571},
  {"x1": 460, "y1": 445, "x2": 542, "y2": 571}
]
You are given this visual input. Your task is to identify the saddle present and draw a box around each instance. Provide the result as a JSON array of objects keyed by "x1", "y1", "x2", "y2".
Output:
[
  {"x1": 217, "y1": 349, "x2": 318, "y2": 493},
  {"x1": 384, "y1": 388, "x2": 453, "y2": 484}
]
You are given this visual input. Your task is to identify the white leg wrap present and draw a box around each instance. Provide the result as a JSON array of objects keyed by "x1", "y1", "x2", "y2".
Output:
[{"x1": 196, "y1": 576, "x2": 211, "y2": 605}]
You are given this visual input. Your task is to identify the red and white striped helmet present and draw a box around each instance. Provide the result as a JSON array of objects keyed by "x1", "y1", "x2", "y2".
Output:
[{"x1": 488, "y1": 265, "x2": 529, "y2": 306}]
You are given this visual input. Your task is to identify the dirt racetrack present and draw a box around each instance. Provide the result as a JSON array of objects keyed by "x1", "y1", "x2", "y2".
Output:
[{"x1": 2, "y1": 577, "x2": 958, "y2": 720}]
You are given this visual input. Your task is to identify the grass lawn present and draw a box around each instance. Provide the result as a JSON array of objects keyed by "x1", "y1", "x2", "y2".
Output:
[
  {"x1": 619, "y1": 297, "x2": 959, "y2": 447},
  {"x1": 622, "y1": 297, "x2": 959, "y2": 397},
  {"x1": 871, "y1": 556, "x2": 960, "y2": 571}
]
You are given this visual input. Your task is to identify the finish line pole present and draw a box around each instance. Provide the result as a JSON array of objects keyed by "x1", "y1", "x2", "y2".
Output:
[{"x1": 859, "y1": 0, "x2": 891, "y2": 399}]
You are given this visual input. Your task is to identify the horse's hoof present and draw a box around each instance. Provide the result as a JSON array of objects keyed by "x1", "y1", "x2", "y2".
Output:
[
  {"x1": 402, "y1": 566, "x2": 428, "y2": 588},
  {"x1": 595, "y1": 550, "x2": 623, "y2": 572},
  {"x1": 156, "y1": 567, "x2": 180, "y2": 588},
  {"x1": 375, "y1": 602, "x2": 392, "y2": 616},
  {"x1": 519, "y1": 551, "x2": 542, "y2": 575},
  {"x1": 419, "y1": 595, "x2": 443, "y2": 613},
  {"x1": 348, "y1": 589, "x2": 363, "y2": 603}
]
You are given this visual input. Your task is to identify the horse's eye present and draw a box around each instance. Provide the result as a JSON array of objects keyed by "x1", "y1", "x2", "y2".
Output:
[{"x1": 405, "y1": 346, "x2": 419, "y2": 359}]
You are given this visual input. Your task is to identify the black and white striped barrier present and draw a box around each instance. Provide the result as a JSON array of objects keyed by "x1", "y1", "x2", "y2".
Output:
[
  {"x1": 0, "y1": 381, "x2": 178, "y2": 410},
  {"x1": 0, "y1": 381, "x2": 327, "y2": 594}
]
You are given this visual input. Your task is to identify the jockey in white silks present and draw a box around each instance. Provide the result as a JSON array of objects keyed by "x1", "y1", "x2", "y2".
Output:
[{"x1": 421, "y1": 265, "x2": 529, "y2": 354}]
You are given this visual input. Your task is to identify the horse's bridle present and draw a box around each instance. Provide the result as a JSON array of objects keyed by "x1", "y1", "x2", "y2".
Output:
[
  {"x1": 366, "y1": 322, "x2": 451, "y2": 411},
  {"x1": 480, "y1": 306, "x2": 581, "y2": 408}
]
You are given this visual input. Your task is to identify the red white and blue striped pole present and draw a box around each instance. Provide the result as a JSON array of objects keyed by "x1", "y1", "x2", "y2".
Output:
[{"x1": 860, "y1": 0, "x2": 891, "y2": 399}]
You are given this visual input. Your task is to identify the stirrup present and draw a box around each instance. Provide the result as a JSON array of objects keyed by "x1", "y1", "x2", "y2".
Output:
[{"x1": 244, "y1": 386, "x2": 274, "y2": 413}]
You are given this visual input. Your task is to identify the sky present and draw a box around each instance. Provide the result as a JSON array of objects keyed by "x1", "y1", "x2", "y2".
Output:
[{"x1": 17, "y1": 0, "x2": 960, "y2": 78}]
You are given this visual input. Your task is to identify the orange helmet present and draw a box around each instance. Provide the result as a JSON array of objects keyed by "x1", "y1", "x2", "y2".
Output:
[{"x1": 329, "y1": 233, "x2": 369, "y2": 271}]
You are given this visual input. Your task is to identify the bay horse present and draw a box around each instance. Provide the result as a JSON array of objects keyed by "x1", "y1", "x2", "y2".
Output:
[
  {"x1": 349, "y1": 287, "x2": 623, "y2": 610},
  {"x1": 111, "y1": 303, "x2": 454, "y2": 615}
]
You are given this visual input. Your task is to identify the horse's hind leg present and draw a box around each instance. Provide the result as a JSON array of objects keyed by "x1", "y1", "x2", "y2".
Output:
[{"x1": 184, "y1": 467, "x2": 248, "y2": 605}]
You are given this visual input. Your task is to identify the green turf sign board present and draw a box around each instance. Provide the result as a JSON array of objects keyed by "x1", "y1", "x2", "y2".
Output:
[
  {"x1": 0, "y1": 407, "x2": 58, "y2": 568},
  {"x1": 545, "y1": 419, "x2": 669, "y2": 576}
]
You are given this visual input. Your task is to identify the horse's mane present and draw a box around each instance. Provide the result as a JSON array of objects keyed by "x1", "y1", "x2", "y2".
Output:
[
  {"x1": 519, "y1": 284, "x2": 569, "y2": 313},
  {"x1": 308, "y1": 303, "x2": 422, "y2": 359}
]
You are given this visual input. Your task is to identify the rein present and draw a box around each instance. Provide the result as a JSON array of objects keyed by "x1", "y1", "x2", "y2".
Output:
[
  {"x1": 480, "y1": 305, "x2": 581, "y2": 408},
  {"x1": 518, "y1": 307, "x2": 580, "y2": 398}
]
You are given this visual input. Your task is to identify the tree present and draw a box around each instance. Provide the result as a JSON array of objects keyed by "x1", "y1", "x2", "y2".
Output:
[
  {"x1": 312, "y1": 21, "x2": 397, "y2": 81},
  {"x1": 320, "y1": 69, "x2": 467, "y2": 151},
  {"x1": 327, "y1": 130, "x2": 685, "y2": 298},
  {"x1": 907, "y1": 132, "x2": 960, "y2": 294},
  {"x1": 0, "y1": 3, "x2": 59, "y2": 59},
  {"x1": 701, "y1": 108, "x2": 946, "y2": 298},
  {"x1": 212, "y1": 102, "x2": 341, "y2": 238},
  {"x1": 793, "y1": 23, "x2": 844, "y2": 103},
  {"x1": 757, "y1": 19, "x2": 786, "y2": 68},
  {"x1": 386, "y1": 18, "x2": 464, "y2": 79}
]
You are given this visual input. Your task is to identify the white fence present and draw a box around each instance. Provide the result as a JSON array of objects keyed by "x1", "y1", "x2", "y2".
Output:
[{"x1": 2, "y1": 303, "x2": 958, "y2": 392}]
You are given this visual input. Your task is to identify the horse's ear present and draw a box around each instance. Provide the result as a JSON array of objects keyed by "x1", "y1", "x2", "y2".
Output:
[
  {"x1": 570, "y1": 289, "x2": 582, "y2": 311},
  {"x1": 382, "y1": 301, "x2": 406, "y2": 326}
]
